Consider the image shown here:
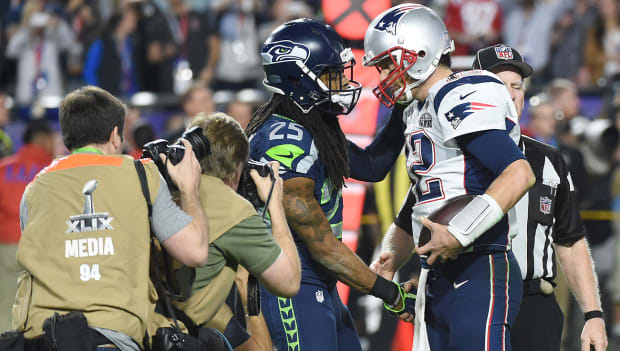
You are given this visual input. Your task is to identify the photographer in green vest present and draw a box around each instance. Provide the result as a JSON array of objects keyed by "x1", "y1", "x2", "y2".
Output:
[{"x1": 173, "y1": 112, "x2": 300, "y2": 350}]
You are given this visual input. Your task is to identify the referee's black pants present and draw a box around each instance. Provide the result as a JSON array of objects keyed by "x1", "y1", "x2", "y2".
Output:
[{"x1": 511, "y1": 292, "x2": 564, "y2": 351}]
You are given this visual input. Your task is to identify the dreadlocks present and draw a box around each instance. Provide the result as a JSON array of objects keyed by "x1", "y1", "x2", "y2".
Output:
[{"x1": 246, "y1": 94, "x2": 350, "y2": 190}]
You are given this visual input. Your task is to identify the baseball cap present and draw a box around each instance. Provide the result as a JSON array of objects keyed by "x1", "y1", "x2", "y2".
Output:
[{"x1": 472, "y1": 44, "x2": 533, "y2": 78}]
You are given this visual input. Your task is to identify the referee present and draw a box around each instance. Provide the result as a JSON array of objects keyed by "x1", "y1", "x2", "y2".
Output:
[
  {"x1": 472, "y1": 45, "x2": 606, "y2": 351},
  {"x1": 389, "y1": 44, "x2": 608, "y2": 351}
]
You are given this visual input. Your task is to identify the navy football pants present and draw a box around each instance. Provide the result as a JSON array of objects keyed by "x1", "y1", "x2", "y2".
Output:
[
  {"x1": 426, "y1": 251, "x2": 523, "y2": 351},
  {"x1": 261, "y1": 283, "x2": 362, "y2": 351}
]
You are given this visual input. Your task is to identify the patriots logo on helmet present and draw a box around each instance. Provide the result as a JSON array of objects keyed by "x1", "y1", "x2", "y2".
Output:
[
  {"x1": 374, "y1": 5, "x2": 423, "y2": 35},
  {"x1": 495, "y1": 45, "x2": 514, "y2": 60},
  {"x1": 262, "y1": 40, "x2": 310, "y2": 64},
  {"x1": 444, "y1": 102, "x2": 496, "y2": 129}
]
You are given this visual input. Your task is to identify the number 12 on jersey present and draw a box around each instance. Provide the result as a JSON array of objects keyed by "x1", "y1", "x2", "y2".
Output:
[{"x1": 407, "y1": 130, "x2": 445, "y2": 204}]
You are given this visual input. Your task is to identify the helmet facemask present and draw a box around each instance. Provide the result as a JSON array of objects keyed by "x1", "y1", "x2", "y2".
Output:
[
  {"x1": 314, "y1": 57, "x2": 362, "y2": 115},
  {"x1": 370, "y1": 47, "x2": 419, "y2": 108}
]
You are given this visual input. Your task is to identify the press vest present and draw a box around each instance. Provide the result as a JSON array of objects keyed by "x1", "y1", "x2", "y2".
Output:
[
  {"x1": 174, "y1": 175, "x2": 256, "y2": 325},
  {"x1": 14, "y1": 153, "x2": 161, "y2": 346}
]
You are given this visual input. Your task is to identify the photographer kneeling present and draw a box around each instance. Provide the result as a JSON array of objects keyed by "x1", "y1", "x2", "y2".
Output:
[{"x1": 172, "y1": 112, "x2": 301, "y2": 349}]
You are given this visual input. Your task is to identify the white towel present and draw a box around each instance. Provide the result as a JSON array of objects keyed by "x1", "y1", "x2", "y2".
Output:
[{"x1": 412, "y1": 267, "x2": 431, "y2": 351}]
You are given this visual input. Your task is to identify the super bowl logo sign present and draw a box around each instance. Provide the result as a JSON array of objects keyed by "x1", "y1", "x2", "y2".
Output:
[
  {"x1": 262, "y1": 40, "x2": 310, "y2": 64},
  {"x1": 495, "y1": 45, "x2": 514, "y2": 60},
  {"x1": 539, "y1": 196, "x2": 552, "y2": 215},
  {"x1": 374, "y1": 4, "x2": 423, "y2": 35}
]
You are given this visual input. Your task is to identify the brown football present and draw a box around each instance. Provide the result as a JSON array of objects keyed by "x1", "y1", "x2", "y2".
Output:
[{"x1": 418, "y1": 194, "x2": 477, "y2": 246}]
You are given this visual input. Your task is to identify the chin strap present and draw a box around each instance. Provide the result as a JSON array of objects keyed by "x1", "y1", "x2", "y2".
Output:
[{"x1": 330, "y1": 90, "x2": 356, "y2": 110}]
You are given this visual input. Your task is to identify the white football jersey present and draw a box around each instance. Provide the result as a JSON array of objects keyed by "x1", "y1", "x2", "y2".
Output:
[{"x1": 404, "y1": 70, "x2": 520, "y2": 249}]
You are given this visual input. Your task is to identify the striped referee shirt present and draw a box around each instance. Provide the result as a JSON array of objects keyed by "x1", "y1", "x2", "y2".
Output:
[{"x1": 513, "y1": 136, "x2": 585, "y2": 281}]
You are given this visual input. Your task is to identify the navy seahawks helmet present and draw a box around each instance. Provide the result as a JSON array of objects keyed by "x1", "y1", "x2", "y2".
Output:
[{"x1": 261, "y1": 19, "x2": 362, "y2": 115}]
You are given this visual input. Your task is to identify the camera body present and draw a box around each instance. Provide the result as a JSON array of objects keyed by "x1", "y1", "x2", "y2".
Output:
[
  {"x1": 237, "y1": 159, "x2": 274, "y2": 209},
  {"x1": 142, "y1": 126, "x2": 210, "y2": 190}
]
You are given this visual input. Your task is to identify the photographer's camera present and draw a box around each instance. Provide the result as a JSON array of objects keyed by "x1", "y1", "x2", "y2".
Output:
[{"x1": 142, "y1": 126, "x2": 210, "y2": 190}]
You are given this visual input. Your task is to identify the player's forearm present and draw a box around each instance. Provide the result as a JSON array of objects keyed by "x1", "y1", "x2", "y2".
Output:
[
  {"x1": 556, "y1": 238, "x2": 602, "y2": 312},
  {"x1": 283, "y1": 193, "x2": 375, "y2": 291},
  {"x1": 381, "y1": 223, "x2": 414, "y2": 271},
  {"x1": 485, "y1": 159, "x2": 535, "y2": 212},
  {"x1": 289, "y1": 213, "x2": 377, "y2": 291}
]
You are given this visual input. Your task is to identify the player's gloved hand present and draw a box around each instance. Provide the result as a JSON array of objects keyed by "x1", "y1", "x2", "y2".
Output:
[{"x1": 383, "y1": 282, "x2": 416, "y2": 318}]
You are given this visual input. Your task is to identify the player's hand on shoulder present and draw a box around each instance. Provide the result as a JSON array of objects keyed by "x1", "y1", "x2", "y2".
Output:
[
  {"x1": 415, "y1": 216, "x2": 463, "y2": 265},
  {"x1": 370, "y1": 251, "x2": 397, "y2": 281}
]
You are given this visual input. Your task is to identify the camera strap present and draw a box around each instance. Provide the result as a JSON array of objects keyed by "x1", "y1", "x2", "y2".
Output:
[{"x1": 134, "y1": 160, "x2": 190, "y2": 351}]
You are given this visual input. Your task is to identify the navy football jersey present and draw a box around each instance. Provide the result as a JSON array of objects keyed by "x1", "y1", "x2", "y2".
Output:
[{"x1": 249, "y1": 114, "x2": 343, "y2": 288}]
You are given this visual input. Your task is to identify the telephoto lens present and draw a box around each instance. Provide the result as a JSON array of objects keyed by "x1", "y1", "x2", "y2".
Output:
[{"x1": 141, "y1": 126, "x2": 211, "y2": 191}]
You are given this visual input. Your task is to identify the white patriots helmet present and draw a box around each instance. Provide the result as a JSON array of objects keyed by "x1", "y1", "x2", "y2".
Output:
[{"x1": 363, "y1": 4, "x2": 454, "y2": 107}]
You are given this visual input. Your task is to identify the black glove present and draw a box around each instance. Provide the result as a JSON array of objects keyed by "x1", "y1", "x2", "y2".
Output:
[{"x1": 383, "y1": 282, "x2": 416, "y2": 318}]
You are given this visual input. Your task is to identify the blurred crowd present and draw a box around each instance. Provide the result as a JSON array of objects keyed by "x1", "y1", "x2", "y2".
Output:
[{"x1": 1, "y1": 0, "x2": 620, "y2": 350}]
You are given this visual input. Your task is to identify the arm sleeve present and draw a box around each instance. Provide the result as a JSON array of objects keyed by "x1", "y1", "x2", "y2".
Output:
[
  {"x1": 151, "y1": 176, "x2": 193, "y2": 243},
  {"x1": 83, "y1": 40, "x2": 102, "y2": 86},
  {"x1": 553, "y1": 160, "x2": 586, "y2": 246},
  {"x1": 214, "y1": 215, "x2": 282, "y2": 275},
  {"x1": 457, "y1": 130, "x2": 526, "y2": 177},
  {"x1": 348, "y1": 104, "x2": 406, "y2": 182},
  {"x1": 394, "y1": 186, "x2": 415, "y2": 235}
]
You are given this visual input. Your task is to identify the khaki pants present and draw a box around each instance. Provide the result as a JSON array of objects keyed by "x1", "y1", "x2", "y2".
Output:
[{"x1": 0, "y1": 243, "x2": 20, "y2": 331}]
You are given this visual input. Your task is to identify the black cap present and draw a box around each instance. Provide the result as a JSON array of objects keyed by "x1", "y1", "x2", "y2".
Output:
[{"x1": 472, "y1": 44, "x2": 533, "y2": 78}]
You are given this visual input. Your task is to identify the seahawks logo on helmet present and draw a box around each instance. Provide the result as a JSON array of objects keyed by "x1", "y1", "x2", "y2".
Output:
[
  {"x1": 374, "y1": 4, "x2": 423, "y2": 35},
  {"x1": 262, "y1": 40, "x2": 310, "y2": 64}
]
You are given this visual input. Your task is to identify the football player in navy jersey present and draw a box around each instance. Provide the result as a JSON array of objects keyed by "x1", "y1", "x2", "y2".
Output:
[
  {"x1": 362, "y1": 4, "x2": 536, "y2": 351},
  {"x1": 246, "y1": 19, "x2": 414, "y2": 351}
]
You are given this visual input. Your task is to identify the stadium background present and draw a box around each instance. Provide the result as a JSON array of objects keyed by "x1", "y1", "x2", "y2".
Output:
[{"x1": 0, "y1": 0, "x2": 619, "y2": 350}]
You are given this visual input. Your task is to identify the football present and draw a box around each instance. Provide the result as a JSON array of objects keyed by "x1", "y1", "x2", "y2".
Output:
[{"x1": 418, "y1": 194, "x2": 477, "y2": 246}]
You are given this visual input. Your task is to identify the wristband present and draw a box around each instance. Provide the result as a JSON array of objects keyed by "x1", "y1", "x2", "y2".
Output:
[
  {"x1": 447, "y1": 194, "x2": 504, "y2": 247},
  {"x1": 383, "y1": 283, "x2": 416, "y2": 315},
  {"x1": 369, "y1": 275, "x2": 400, "y2": 306},
  {"x1": 584, "y1": 310, "x2": 603, "y2": 321}
]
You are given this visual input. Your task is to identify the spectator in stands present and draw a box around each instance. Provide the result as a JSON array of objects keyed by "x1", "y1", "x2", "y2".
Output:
[
  {"x1": 83, "y1": 5, "x2": 139, "y2": 97},
  {"x1": 548, "y1": 0, "x2": 598, "y2": 84},
  {"x1": 443, "y1": 0, "x2": 503, "y2": 55},
  {"x1": 65, "y1": 0, "x2": 101, "y2": 85},
  {"x1": 582, "y1": 0, "x2": 620, "y2": 85},
  {"x1": 227, "y1": 100, "x2": 253, "y2": 130},
  {"x1": 128, "y1": 119, "x2": 155, "y2": 159},
  {"x1": 210, "y1": 0, "x2": 263, "y2": 92},
  {"x1": 548, "y1": 79, "x2": 589, "y2": 203},
  {"x1": 6, "y1": 3, "x2": 75, "y2": 105},
  {"x1": 503, "y1": 0, "x2": 571, "y2": 78},
  {"x1": 66, "y1": 0, "x2": 100, "y2": 49},
  {"x1": 528, "y1": 101, "x2": 558, "y2": 146},
  {"x1": 165, "y1": 82, "x2": 215, "y2": 141},
  {"x1": 257, "y1": 0, "x2": 312, "y2": 43},
  {"x1": 141, "y1": 1, "x2": 179, "y2": 93},
  {"x1": 0, "y1": 120, "x2": 54, "y2": 331},
  {"x1": 168, "y1": 0, "x2": 220, "y2": 85}
]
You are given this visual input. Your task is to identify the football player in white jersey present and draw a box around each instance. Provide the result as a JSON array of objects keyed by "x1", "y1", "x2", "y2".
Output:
[{"x1": 363, "y1": 4, "x2": 535, "y2": 351}]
